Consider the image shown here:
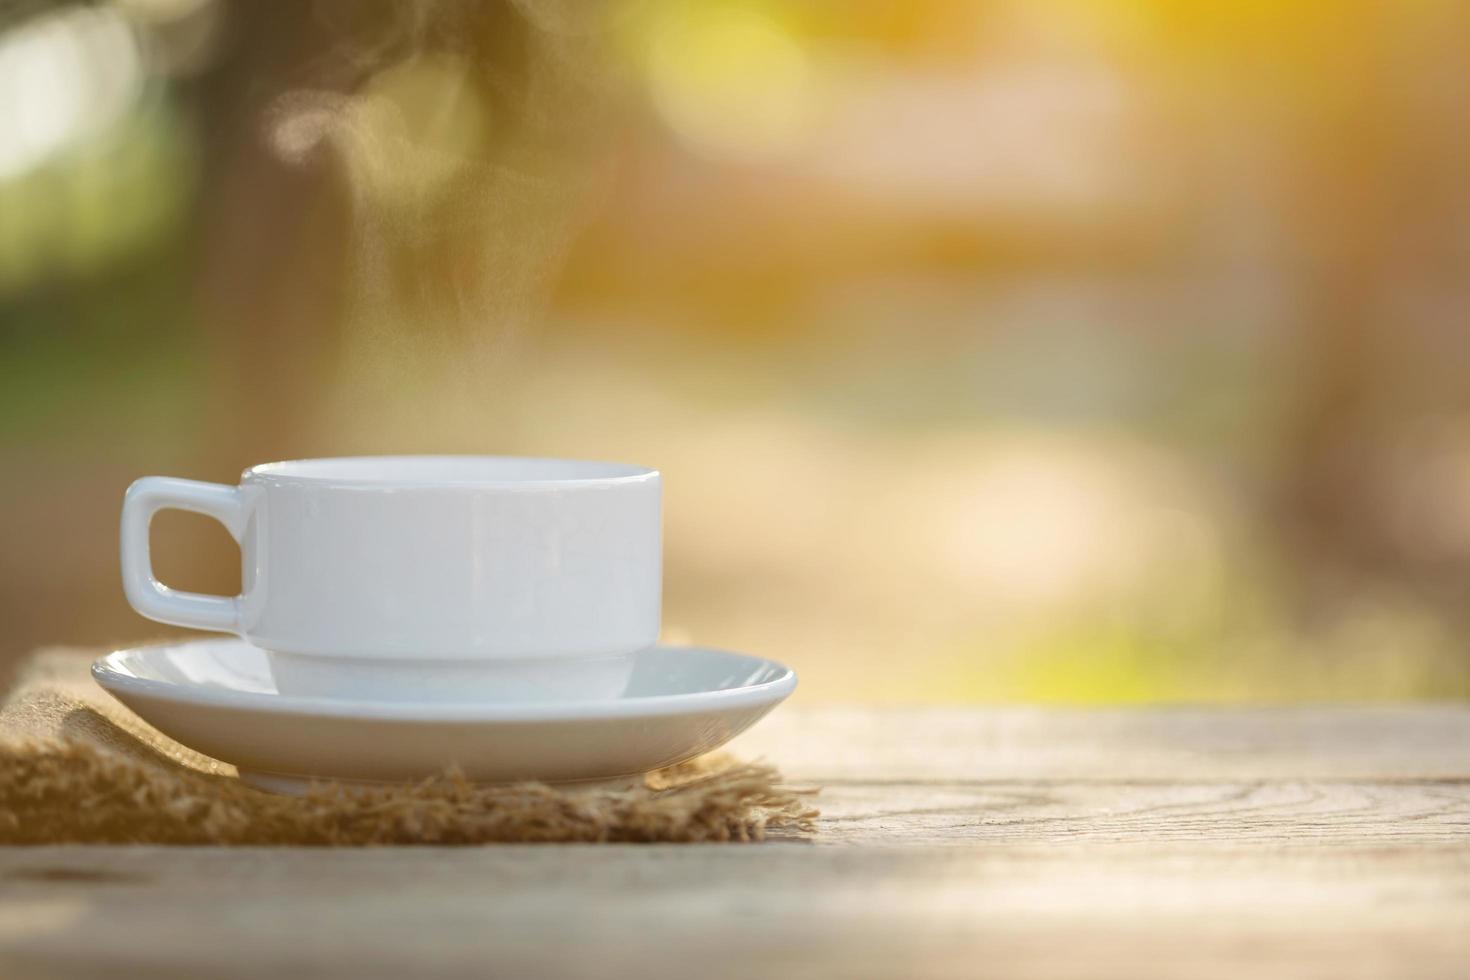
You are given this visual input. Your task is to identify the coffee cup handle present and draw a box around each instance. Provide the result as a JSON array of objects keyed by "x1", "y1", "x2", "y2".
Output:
[{"x1": 120, "y1": 477, "x2": 253, "y2": 634}]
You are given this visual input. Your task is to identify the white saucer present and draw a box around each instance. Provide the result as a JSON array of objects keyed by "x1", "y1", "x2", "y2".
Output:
[{"x1": 92, "y1": 639, "x2": 796, "y2": 793}]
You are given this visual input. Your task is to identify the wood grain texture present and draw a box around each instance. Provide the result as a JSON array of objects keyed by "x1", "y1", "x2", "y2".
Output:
[
  {"x1": 3, "y1": 706, "x2": 1469, "y2": 980},
  {"x1": 804, "y1": 778, "x2": 1470, "y2": 846},
  {"x1": 733, "y1": 705, "x2": 1470, "y2": 781}
]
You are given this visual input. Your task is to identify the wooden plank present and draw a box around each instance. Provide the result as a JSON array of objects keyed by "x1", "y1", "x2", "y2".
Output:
[
  {"x1": 1, "y1": 707, "x2": 1468, "y2": 979},
  {"x1": 0, "y1": 843, "x2": 1467, "y2": 980},
  {"x1": 733, "y1": 705, "x2": 1470, "y2": 780},
  {"x1": 803, "y1": 778, "x2": 1470, "y2": 846}
]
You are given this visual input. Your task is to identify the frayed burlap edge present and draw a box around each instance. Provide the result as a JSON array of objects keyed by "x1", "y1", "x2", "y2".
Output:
[
  {"x1": 0, "y1": 742, "x2": 818, "y2": 845},
  {"x1": 0, "y1": 648, "x2": 818, "y2": 845}
]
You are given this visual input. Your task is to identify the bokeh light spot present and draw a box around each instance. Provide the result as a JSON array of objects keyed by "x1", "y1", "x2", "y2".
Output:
[
  {"x1": 0, "y1": 6, "x2": 143, "y2": 180},
  {"x1": 644, "y1": 4, "x2": 813, "y2": 162}
]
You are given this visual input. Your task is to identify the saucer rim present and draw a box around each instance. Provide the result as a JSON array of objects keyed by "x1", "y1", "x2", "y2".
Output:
[{"x1": 91, "y1": 641, "x2": 797, "y2": 723}]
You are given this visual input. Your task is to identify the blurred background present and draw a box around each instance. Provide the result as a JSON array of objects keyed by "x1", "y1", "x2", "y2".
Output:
[{"x1": 3, "y1": 0, "x2": 1469, "y2": 702}]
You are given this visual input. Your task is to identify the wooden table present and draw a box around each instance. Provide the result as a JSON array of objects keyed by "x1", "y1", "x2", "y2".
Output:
[{"x1": 2, "y1": 706, "x2": 1468, "y2": 978}]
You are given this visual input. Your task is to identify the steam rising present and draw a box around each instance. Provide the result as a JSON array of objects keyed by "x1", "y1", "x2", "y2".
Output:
[{"x1": 263, "y1": 1, "x2": 624, "y2": 434}]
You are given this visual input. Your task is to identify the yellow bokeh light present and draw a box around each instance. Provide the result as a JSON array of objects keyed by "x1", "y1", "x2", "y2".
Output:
[{"x1": 644, "y1": 4, "x2": 813, "y2": 162}]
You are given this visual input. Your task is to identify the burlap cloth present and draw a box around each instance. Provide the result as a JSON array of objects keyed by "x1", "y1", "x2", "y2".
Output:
[{"x1": 0, "y1": 648, "x2": 816, "y2": 845}]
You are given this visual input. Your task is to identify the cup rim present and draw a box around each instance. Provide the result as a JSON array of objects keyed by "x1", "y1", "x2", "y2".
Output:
[{"x1": 243, "y1": 455, "x2": 658, "y2": 489}]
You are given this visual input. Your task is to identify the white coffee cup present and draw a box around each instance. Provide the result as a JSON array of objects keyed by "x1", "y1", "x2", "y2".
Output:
[{"x1": 120, "y1": 456, "x2": 661, "y2": 700}]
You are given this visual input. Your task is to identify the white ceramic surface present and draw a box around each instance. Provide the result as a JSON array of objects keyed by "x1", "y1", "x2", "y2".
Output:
[
  {"x1": 120, "y1": 456, "x2": 662, "y2": 694},
  {"x1": 91, "y1": 639, "x2": 796, "y2": 792},
  {"x1": 263, "y1": 650, "x2": 638, "y2": 703}
]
